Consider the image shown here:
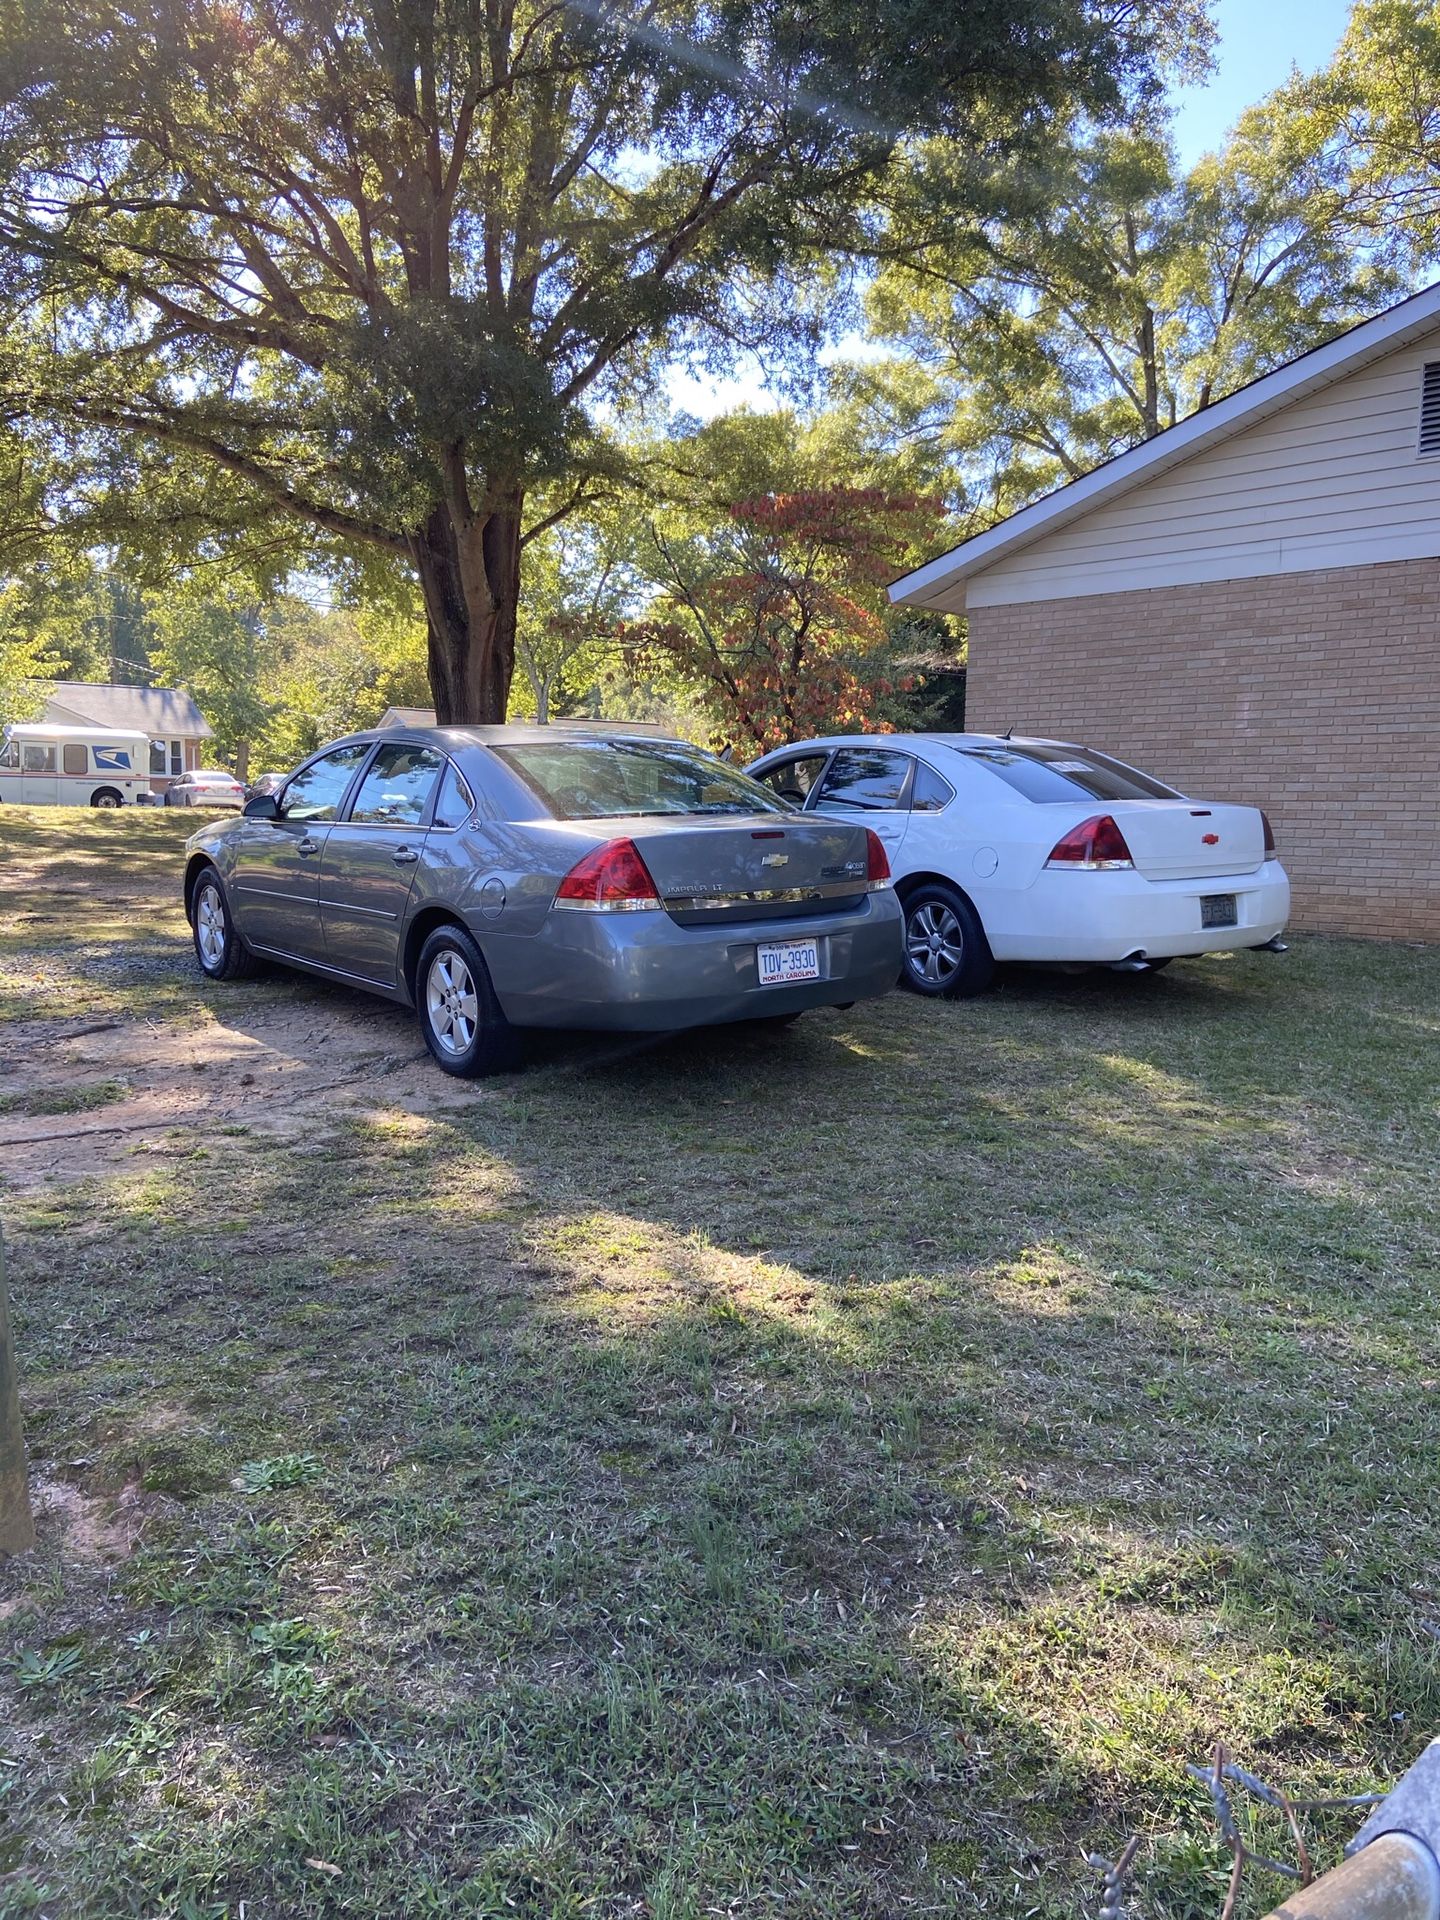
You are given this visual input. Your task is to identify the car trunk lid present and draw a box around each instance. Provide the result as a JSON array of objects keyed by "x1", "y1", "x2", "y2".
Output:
[
  {"x1": 1108, "y1": 801, "x2": 1266, "y2": 880},
  {"x1": 625, "y1": 816, "x2": 874, "y2": 924}
]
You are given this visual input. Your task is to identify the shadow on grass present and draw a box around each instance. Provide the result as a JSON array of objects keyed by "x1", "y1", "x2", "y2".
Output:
[{"x1": 1, "y1": 933, "x2": 1438, "y2": 1917}]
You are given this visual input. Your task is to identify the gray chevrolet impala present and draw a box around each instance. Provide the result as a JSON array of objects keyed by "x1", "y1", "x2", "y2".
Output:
[{"x1": 182, "y1": 727, "x2": 904, "y2": 1075}]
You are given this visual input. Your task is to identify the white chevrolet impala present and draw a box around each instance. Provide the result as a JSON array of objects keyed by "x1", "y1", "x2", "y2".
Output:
[{"x1": 747, "y1": 734, "x2": 1291, "y2": 997}]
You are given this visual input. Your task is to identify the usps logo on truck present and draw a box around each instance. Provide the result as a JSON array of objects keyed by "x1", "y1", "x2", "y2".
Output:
[{"x1": 92, "y1": 747, "x2": 133, "y2": 771}]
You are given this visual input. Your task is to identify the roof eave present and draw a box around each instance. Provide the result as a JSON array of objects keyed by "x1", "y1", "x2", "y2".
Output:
[{"x1": 888, "y1": 279, "x2": 1440, "y2": 612}]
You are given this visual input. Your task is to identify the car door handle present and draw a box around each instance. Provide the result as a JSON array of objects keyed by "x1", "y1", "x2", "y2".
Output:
[
  {"x1": 297, "y1": 837, "x2": 320, "y2": 856},
  {"x1": 392, "y1": 846, "x2": 419, "y2": 866}
]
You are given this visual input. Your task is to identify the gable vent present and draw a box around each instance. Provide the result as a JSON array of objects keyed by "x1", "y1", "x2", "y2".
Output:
[{"x1": 1421, "y1": 363, "x2": 1440, "y2": 455}]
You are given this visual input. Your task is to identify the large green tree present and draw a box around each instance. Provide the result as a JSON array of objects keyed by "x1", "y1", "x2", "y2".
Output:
[
  {"x1": 145, "y1": 583, "x2": 277, "y2": 779},
  {"x1": 853, "y1": 110, "x2": 1396, "y2": 519},
  {"x1": 1275, "y1": 0, "x2": 1440, "y2": 272},
  {"x1": 0, "y1": 0, "x2": 1188, "y2": 721}
]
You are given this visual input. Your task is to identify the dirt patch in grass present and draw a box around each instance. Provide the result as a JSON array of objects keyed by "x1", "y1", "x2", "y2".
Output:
[
  {"x1": 0, "y1": 810, "x2": 488, "y2": 1181},
  {"x1": 27, "y1": 1472, "x2": 157, "y2": 1565},
  {"x1": 0, "y1": 991, "x2": 448, "y2": 1184}
]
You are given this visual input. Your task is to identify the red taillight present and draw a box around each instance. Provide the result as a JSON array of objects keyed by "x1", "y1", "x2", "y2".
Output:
[
  {"x1": 1261, "y1": 810, "x2": 1276, "y2": 856},
  {"x1": 1045, "y1": 813, "x2": 1134, "y2": 871},
  {"x1": 865, "y1": 829, "x2": 891, "y2": 888},
  {"x1": 554, "y1": 837, "x2": 661, "y2": 911}
]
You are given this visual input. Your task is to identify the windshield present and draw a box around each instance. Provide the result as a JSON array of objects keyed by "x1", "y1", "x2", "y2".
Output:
[
  {"x1": 956, "y1": 740, "x2": 1183, "y2": 803},
  {"x1": 495, "y1": 740, "x2": 790, "y2": 820}
]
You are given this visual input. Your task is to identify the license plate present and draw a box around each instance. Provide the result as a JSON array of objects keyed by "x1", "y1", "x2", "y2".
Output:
[
  {"x1": 757, "y1": 938, "x2": 821, "y2": 985},
  {"x1": 1201, "y1": 893, "x2": 1238, "y2": 929}
]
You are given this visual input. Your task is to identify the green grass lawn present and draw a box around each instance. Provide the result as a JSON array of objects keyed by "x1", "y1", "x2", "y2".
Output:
[{"x1": 2, "y1": 807, "x2": 1439, "y2": 1919}]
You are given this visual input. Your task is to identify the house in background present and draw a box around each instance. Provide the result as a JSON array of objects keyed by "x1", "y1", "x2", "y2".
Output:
[
  {"x1": 39, "y1": 682, "x2": 214, "y2": 797},
  {"x1": 378, "y1": 705, "x2": 438, "y2": 729},
  {"x1": 890, "y1": 281, "x2": 1440, "y2": 943}
]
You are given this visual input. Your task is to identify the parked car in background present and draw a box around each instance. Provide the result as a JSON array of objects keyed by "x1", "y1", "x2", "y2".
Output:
[
  {"x1": 165, "y1": 770, "x2": 246, "y2": 809},
  {"x1": 748, "y1": 733, "x2": 1290, "y2": 997},
  {"x1": 0, "y1": 723, "x2": 150, "y2": 807},
  {"x1": 244, "y1": 770, "x2": 289, "y2": 801},
  {"x1": 182, "y1": 727, "x2": 902, "y2": 1076}
]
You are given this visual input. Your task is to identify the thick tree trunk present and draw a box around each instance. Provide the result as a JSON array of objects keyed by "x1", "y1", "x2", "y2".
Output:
[
  {"x1": 411, "y1": 495, "x2": 524, "y2": 725},
  {"x1": 0, "y1": 1226, "x2": 35, "y2": 1556}
]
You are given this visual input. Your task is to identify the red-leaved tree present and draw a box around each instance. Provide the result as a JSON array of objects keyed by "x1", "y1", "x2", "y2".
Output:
[{"x1": 637, "y1": 488, "x2": 946, "y2": 754}]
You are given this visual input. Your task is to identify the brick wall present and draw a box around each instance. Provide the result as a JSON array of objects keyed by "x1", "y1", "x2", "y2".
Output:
[{"x1": 967, "y1": 558, "x2": 1440, "y2": 941}]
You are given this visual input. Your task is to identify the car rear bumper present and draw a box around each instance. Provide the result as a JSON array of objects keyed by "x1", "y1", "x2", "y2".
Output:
[
  {"x1": 487, "y1": 892, "x2": 904, "y2": 1030},
  {"x1": 991, "y1": 860, "x2": 1291, "y2": 962}
]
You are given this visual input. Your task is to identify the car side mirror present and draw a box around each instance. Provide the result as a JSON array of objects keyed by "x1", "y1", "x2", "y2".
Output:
[{"x1": 243, "y1": 794, "x2": 280, "y2": 820}]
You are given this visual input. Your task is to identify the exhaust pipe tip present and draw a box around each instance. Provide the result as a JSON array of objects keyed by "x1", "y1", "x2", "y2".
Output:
[{"x1": 1108, "y1": 953, "x2": 1151, "y2": 973}]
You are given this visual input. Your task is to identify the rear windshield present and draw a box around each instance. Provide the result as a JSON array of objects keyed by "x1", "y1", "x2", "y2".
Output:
[
  {"x1": 494, "y1": 740, "x2": 790, "y2": 819},
  {"x1": 956, "y1": 741, "x2": 1183, "y2": 803}
]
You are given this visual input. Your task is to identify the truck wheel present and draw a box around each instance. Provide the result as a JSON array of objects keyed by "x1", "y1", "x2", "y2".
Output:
[{"x1": 91, "y1": 788, "x2": 123, "y2": 808}]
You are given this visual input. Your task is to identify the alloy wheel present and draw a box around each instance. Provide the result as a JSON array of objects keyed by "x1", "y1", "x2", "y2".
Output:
[
  {"x1": 195, "y1": 884, "x2": 227, "y2": 969},
  {"x1": 906, "y1": 900, "x2": 965, "y2": 988},
  {"x1": 426, "y1": 949, "x2": 480, "y2": 1057}
]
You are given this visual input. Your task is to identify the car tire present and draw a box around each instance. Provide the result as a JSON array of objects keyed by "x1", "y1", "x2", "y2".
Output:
[
  {"x1": 900, "y1": 883, "x2": 994, "y2": 999},
  {"x1": 90, "y1": 788, "x2": 123, "y2": 808},
  {"x1": 191, "y1": 866, "x2": 260, "y2": 981},
  {"x1": 415, "y1": 924, "x2": 519, "y2": 1079}
]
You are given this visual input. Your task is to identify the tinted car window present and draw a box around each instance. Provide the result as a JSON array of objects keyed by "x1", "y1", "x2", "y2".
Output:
[
  {"x1": 280, "y1": 743, "x2": 371, "y2": 821},
  {"x1": 958, "y1": 742, "x2": 1182, "y2": 803},
  {"x1": 432, "y1": 760, "x2": 475, "y2": 830},
  {"x1": 495, "y1": 741, "x2": 788, "y2": 819},
  {"x1": 348, "y1": 744, "x2": 443, "y2": 826},
  {"x1": 754, "y1": 753, "x2": 829, "y2": 804},
  {"x1": 812, "y1": 748, "x2": 911, "y2": 811},
  {"x1": 912, "y1": 760, "x2": 955, "y2": 811}
]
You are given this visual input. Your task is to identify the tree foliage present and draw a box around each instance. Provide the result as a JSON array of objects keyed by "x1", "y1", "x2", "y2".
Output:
[
  {"x1": 145, "y1": 585, "x2": 275, "y2": 777},
  {"x1": 855, "y1": 108, "x2": 1398, "y2": 524},
  {"x1": 637, "y1": 485, "x2": 944, "y2": 751},
  {"x1": 511, "y1": 501, "x2": 647, "y2": 723},
  {"x1": 0, "y1": 0, "x2": 1173, "y2": 723},
  {"x1": 0, "y1": 583, "x2": 63, "y2": 720},
  {"x1": 1274, "y1": 0, "x2": 1440, "y2": 272}
]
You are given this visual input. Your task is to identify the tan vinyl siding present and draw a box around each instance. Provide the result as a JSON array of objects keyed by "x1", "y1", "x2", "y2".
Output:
[{"x1": 970, "y1": 337, "x2": 1440, "y2": 607}]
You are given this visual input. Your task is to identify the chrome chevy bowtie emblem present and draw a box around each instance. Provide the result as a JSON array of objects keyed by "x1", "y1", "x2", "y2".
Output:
[{"x1": 761, "y1": 853, "x2": 789, "y2": 867}]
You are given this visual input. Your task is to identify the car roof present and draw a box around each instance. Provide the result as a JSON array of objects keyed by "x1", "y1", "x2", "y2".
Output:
[
  {"x1": 753, "y1": 732, "x2": 1078, "y2": 756},
  {"x1": 320, "y1": 724, "x2": 694, "y2": 753}
]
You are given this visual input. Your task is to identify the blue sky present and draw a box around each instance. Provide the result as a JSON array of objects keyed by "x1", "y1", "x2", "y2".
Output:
[
  {"x1": 666, "y1": 0, "x2": 1361, "y2": 418},
  {"x1": 1170, "y1": 0, "x2": 1354, "y2": 165}
]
